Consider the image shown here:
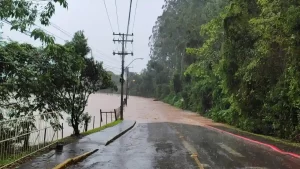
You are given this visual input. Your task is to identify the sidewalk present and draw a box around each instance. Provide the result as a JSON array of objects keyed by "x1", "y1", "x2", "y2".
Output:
[{"x1": 18, "y1": 120, "x2": 136, "y2": 169}]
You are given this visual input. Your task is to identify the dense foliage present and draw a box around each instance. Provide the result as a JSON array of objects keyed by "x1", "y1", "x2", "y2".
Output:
[
  {"x1": 130, "y1": 0, "x2": 300, "y2": 141},
  {"x1": 0, "y1": 31, "x2": 114, "y2": 136},
  {"x1": 0, "y1": 0, "x2": 68, "y2": 44}
]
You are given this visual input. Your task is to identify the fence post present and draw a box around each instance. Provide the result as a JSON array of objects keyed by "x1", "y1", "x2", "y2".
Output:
[
  {"x1": 44, "y1": 128, "x2": 47, "y2": 145},
  {"x1": 93, "y1": 116, "x2": 95, "y2": 129},
  {"x1": 100, "y1": 109, "x2": 103, "y2": 122},
  {"x1": 106, "y1": 113, "x2": 107, "y2": 125},
  {"x1": 114, "y1": 109, "x2": 117, "y2": 121},
  {"x1": 111, "y1": 112, "x2": 112, "y2": 122},
  {"x1": 61, "y1": 123, "x2": 64, "y2": 139}
]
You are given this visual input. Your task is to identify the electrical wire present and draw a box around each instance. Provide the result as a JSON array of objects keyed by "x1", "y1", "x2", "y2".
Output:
[
  {"x1": 2, "y1": 20, "x2": 32, "y2": 36},
  {"x1": 103, "y1": 0, "x2": 114, "y2": 33},
  {"x1": 3, "y1": 20, "x2": 121, "y2": 70},
  {"x1": 46, "y1": 22, "x2": 120, "y2": 65},
  {"x1": 131, "y1": 0, "x2": 139, "y2": 33},
  {"x1": 34, "y1": 24, "x2": 67, "y2": 42},
  {"x1": 130, "y1": 0, "x2": 139, "y2": 56},
  {"x1": 114, "y1": 0, "x2": 120, "y2": 33},
  {"x1": 50, "y1": 22, "x2": 72, "y2": 38},
  {"x1": 125, "y1": 0, "x2": 133, "y2": 48},
  {"x1": 92, "y1": 51, "x2": 120, "y2": 66}
]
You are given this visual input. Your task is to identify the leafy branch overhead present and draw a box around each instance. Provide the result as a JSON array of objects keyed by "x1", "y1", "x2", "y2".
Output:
[{"x1": 0, "y1": 0, "x2": 68, "y2": 44}]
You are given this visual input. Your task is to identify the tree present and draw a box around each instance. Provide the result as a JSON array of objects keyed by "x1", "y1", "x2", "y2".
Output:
[
  {"x1": 129, "y1": 0, "x2": 300, "y2": 141},
  {"x1": 0, "y1": 0, "x2": 68, "y2": 44},
  {"x1": 37, "y1": 31, "x2": 114, "y2": 135}
]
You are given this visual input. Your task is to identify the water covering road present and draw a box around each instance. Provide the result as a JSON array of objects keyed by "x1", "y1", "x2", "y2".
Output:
[{"x1": 71, "y1": 96, "x2": 300, "y2": 169}]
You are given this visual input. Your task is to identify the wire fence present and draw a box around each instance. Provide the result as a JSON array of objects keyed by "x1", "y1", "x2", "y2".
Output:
[
  {"x1": 0, "y1": 104, "x2": 123, "y2": 168},
  {"x1": 0, "y1": 112, "x2": 61, "y2": 168}
]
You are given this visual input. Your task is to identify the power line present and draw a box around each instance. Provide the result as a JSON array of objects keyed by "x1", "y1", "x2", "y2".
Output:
[
  {"x1": 125, "y1": 0, "x2": 133, "y2": 48},
  {"x1": 3, "y1": 19, "x2": 68, "y2": 43},
  {"x1": 103, "y1": 64, "x2": 121, "y2": 71},
  {"x1": 34, "y1": 24, "x2": 68, "y2": 42},
  {"x1": 2, "y1": 20, "x2": 31, "y2": 36},
  {"x1": 2, "y1": 22, "x2": 120, "y2": 70},
  {"x1": 103, "y1": 0, "x2": 114, "y2": 33},
  {"x1": 46, "y1": 22, "x2": 120, "y2": 65},
  {"x1": 114, "y1": 0, "x2": 120, "y2": 33},
  {"x1": 50, "y1": 22, "x2": 72, "y2": 38},
  {"x1": 131, "y1": 0, "x2": 139, "y2": 33},
  {"x1": 92, "y1": 51, "x2": 120, "y2": 65}
]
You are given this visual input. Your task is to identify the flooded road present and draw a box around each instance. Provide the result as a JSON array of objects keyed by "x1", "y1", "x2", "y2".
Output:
[{"x1": 69, "y1": 95, "x2": 300, "y2": 169}]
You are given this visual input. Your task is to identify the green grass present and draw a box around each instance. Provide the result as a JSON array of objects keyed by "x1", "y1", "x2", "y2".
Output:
[{"x1": 82, "y1": 120, "x2": 122, "y2": 136}]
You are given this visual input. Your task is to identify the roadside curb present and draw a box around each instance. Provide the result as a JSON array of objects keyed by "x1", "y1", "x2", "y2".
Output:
[
  {"x1": 205, "y1": 125, "x2": 300, "y2": 159},
  {"x1": 105, "y1": 121, "x2": 136, "y2": 146},
  {"x1": 52, "y1": 149, "x2": 98, "y2": 169}
]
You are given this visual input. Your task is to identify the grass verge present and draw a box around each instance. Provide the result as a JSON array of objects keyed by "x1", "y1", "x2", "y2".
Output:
[
  {"x1": 82, "y1": 120, "x2": 122, "y2": 136},
  {"x1": 0, "y1": 120, "x2": 123, "y2": 169}
]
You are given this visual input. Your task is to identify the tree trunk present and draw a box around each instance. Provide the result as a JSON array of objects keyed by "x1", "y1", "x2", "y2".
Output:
[
  {"x1": 73, "y1": 121, "x2": 80, "y2": 136},
  {"x1": 84, "y1": 120, "x2": 88, "y2": 132},
  {"x1": 72, "y1": 113, "x2": 80, "y2": 136}
]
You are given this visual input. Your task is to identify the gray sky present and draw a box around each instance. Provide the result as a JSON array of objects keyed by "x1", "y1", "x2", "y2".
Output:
[{"x1": 2, "y1": 0, "x2": 164, "y2": 74}]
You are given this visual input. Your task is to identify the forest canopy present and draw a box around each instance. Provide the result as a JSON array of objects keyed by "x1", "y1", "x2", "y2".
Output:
[{"x1": 129, "y1": 0, "x2": 300, "y2": 141}]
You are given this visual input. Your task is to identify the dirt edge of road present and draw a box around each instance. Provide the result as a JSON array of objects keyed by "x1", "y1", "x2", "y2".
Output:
[{"x1": 207, "y1": 125, "x2": 300, "y2": 158}]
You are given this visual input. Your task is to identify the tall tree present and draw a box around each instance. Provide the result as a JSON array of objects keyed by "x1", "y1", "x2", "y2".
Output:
[{"x1": 36, "y1": 31, "x2": 114, "y2": 135}]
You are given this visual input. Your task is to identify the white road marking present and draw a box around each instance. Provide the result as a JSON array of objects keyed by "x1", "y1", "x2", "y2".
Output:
[{"x1": 217, "y1": 143, "x2": 244, "y2": 158}]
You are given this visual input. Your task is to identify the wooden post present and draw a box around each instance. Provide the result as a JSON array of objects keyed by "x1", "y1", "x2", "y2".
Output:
[
  {"x1": 93, "y1": 116, "x2": 95, "y2": 129},
  {"x1": 100, "y1": 109, "x2": 102, "y2": 122},
  {"x1": 111, "y1": 112, "x2": 112, "y2": 122},
  {"x1": 61, "y1": 123, "x2": 63, "y2": 139},
  {"x1": 114, "y1": 109, "x2": 117, "y2": 121},
  {"x1": 106, "y1": 112, "x2": 107, "y2": 125}
]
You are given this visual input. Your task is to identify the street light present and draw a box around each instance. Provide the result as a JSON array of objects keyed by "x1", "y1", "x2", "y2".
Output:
[
  {"x1": 126, "y1": 58, "x2": 143, "y2": 68},
  {"x1": 124, "y1": 58, "x2": 143, "y2": 105}
]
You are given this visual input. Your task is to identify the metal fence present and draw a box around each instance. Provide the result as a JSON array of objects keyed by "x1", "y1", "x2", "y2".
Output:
[
  {"x1": 0, "y1": 104, "x2": 123, "y2": 168},
  {"x1": 0, "y1": 112, "x2": 61, "y2": 168}
]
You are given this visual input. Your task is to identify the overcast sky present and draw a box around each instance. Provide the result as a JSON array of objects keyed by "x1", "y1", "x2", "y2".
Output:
[{"x1": 2, "y1": 0, "x2": 164, "y2": 74}]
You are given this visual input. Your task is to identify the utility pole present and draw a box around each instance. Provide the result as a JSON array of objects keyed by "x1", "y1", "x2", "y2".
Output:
[
  {"x1": 113, "y1": 33, "x2": 133, "y2": 120},
  {"x1": 125, "y1": 67, "x2": 129, "y2": 102}
]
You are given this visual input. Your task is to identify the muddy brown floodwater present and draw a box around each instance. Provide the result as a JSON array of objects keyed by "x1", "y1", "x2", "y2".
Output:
[
  {"x1": 124, "y1": 95, "x2": 216, "y2": 126},
  {"x1": 68, "y1": 94, "x2": 300, "y2": 169}
]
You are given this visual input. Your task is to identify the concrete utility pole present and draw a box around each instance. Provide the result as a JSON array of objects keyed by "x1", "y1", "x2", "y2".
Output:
[
  {"x1": 113, "y1": 33, "x2": 133, "y2": 120},
  {"x1": 125, "y1": 67, "x2": 129, "y2": 102}
]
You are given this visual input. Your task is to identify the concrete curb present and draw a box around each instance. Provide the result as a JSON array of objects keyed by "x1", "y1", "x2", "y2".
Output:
[
  {"x1": 52, "y1": 149, "x2": 98, "y2": 169},
  {"x1": 105, "y1": 121, "x2": 136, "y2": 146}
]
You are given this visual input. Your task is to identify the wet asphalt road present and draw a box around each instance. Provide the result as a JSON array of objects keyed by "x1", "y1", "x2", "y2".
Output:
[{"x1": 70, "y1": 122, "x2": 300, "y2": 169}]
